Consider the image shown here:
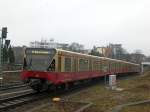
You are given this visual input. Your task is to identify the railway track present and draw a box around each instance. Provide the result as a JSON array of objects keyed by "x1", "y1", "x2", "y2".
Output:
[
  {"x1": 0, "y1": 91, "x2": 44, "y2": 111},
  {"x1": 0, "y1": 82, "x2": 28, "y2": 91},
  {"x1": 0, "y1": 78, "x2": 102, "y2": 112},
  {"x1": 0, "y1": 74, "x2": 139, "y2": 112},
  {"x1": 0, "y1": 70, "x2": 25, "y2": 91}
]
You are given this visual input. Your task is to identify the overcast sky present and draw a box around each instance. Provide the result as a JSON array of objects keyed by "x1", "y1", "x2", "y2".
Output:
[{"x1": 0, "y1": 0, "x2": 150, "y2": 55}]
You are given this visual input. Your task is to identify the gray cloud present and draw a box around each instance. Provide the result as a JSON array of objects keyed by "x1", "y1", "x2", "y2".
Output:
[{"x1": 0, "y1": 0, "x2": 149, "y2": 55}]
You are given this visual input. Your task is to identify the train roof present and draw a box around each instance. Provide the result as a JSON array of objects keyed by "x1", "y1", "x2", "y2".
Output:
[
  {"x1": 26, "y1": 48, "x2": 139, "y2": 66},
  {"x1": 56, "y1": 49, "x2": 140, "y2": 66}
]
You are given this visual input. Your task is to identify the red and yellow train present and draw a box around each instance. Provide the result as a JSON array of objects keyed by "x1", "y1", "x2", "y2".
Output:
[{"x1": 21, "y1": 48, "x2": 140, "y2": 91}]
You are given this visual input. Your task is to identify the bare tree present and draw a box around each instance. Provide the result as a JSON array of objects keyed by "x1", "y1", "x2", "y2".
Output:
[
  {"x1": 130, "y1": 50, "x2": 146, "y2": 64},
  {"x1": 68, "y1": 42, "x2": 84, "y2": 53},
  {"x1": 89, "y1": 46, "x2": 104, "y2": 57}
]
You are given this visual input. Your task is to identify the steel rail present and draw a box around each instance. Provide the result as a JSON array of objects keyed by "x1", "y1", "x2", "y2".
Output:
[
  {"x1": 0, "y1": 83, "x2": 28, "y2": 91},
  {"x1": 0, "y1": 91, "x2": 40, "y2": 111},
  {"x1": 0, "y1": 74, "x2": 139, "y2": 112}
]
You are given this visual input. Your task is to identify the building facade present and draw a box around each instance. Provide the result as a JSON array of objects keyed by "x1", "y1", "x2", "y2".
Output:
[
  {"x1": 96, "y1": 47, "x2": 112, "y2": 57},
  {"x1": 29, "y1": 39, "x2": 68, "y2": 49}
]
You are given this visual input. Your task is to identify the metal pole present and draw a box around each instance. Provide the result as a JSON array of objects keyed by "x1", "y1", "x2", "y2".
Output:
[
  {"x1": 0, "y1": 28, "x2": 4, "y2": 88},
  {"x1": 0, "y1": 38, "x2": 1, "y2": 69},
  {"x1": 0, "y1": 37, "x2": 2, "y2": 88}
]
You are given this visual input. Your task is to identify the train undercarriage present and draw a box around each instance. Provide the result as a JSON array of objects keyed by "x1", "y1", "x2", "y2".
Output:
[
  {"x1": 25, "y1": 78, "x2": 49, "y2": 92},
  {"x1": 24, "y1": 77, "x2": 94, "y2": 92}
]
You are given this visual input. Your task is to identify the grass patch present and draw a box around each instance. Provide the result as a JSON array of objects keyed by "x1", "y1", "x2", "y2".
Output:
[
  {"x1": 122, "y1": 104, "x2": 150, "y2": 112},
  {"x1": 69, "y1": 72, "x2": 150, "y2": 112},
  {"x1": 34, "y1": 71, "x2": 150, "y2": 112}
]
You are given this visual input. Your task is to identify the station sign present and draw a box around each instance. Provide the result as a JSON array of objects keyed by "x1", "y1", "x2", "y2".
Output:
[{"x1": 26, "y1": 48, "x2": 56, "y2": 55}]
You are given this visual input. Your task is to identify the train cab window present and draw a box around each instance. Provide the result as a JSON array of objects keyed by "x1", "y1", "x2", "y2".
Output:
[{"x1": 25, "y1": 48, "x2": 56, "y2": 71}]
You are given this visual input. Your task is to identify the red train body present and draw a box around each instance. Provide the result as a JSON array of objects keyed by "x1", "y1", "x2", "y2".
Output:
[{"x1": 21, "y1": 48, "x2": 140, "y2": 91}]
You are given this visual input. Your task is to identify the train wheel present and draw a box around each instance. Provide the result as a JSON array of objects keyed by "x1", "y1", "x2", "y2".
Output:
[
  {"x1": 65, "y1": 83, "x2": 69, "y2": 90},
  {"x1": 29, "y1": 79, "x2": 48, "y2": 92}
]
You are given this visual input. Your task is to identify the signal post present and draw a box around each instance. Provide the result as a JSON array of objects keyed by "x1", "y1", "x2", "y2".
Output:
[{"x1": 0, "y1": 27, "x2": 8, "y2": 87}]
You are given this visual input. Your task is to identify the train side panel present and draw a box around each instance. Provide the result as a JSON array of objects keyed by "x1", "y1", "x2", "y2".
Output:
[{"x1": 21, "y1": 48, "x2": 140, "y2": 90}]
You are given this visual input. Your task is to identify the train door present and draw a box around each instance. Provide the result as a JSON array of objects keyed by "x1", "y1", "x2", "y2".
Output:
[
  {"x1": 72, "y1": 57, "x2": 77, "y2": 72},
  {"x1": 108, "y1": 61, "x2": 111, "y2": 73},
  {"x1": 58, "y1": 56, "x2": 62, "y2": 72},
  {"x1": 102, "y1": 59, "x2": 108, "y2": 73},
  {"x1": 64, "y1": 57, "x2": 72, "y2": 72},
  {"x1": 100, "y1": 59, "x2": 104, "y2": 72},
  {"x1": 72, "y1": 58, "x2": 75, "y2": 72},
  {"x1": 89, "y1": 58, "x2": 92, "y2": 71},
  {"x1": 114, "y1": 62, "x2": 116, "y2": 73}
]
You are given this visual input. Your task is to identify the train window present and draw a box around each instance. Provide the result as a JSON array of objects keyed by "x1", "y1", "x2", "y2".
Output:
[
  {"x1": 109, "y1": 62, "x2": 111, "y2": 71},
  {"x1": 26, "y1": 54, "x2": 51, "y2": 71},
  {"x1": 79, "y1": 59, "x2": 89, "y2": 71},
  {"x1": 89, "y1": 59, "x2": 92, "y2": 71},
  {"x1": 102, "y1": 60, "x2": 108, "y2": 72},
  {"x1": 47, "y1": 59, "x2": 55, "y2": 71},
  {"x1": 25, "y1": 48, "x2": 56, "y2": 71},
  {"x1": 100, "y1": 60, "x2": 103, "y2": 71},
  {"x1": 93, "y1": 60, "x2": 100, "y2": 71},
  {"x1": 116, "y1": 63, "x2": 118, "y2": 70},
  {"x1": 72, "y1": 58, "x2": 77, "y2": 72},
  {"x1": 113, "y1": 63, "x2": 116, "y2": 70},
  {"x1": 23, "y1": 58, "x2": 27, "y2": 69},
  {"x1": 65, "y1": 57, "x2": 71, "y2": 72}
]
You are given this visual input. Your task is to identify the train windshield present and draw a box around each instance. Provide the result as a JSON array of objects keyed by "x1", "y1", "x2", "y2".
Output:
[{"x1": 24, "y1": 48, "x2": 56, "y2": 71}]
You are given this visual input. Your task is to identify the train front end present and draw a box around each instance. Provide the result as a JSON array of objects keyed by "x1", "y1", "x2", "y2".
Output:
[{"x1": 21, "y1": 48, "x2": 57, "y2": 91}]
